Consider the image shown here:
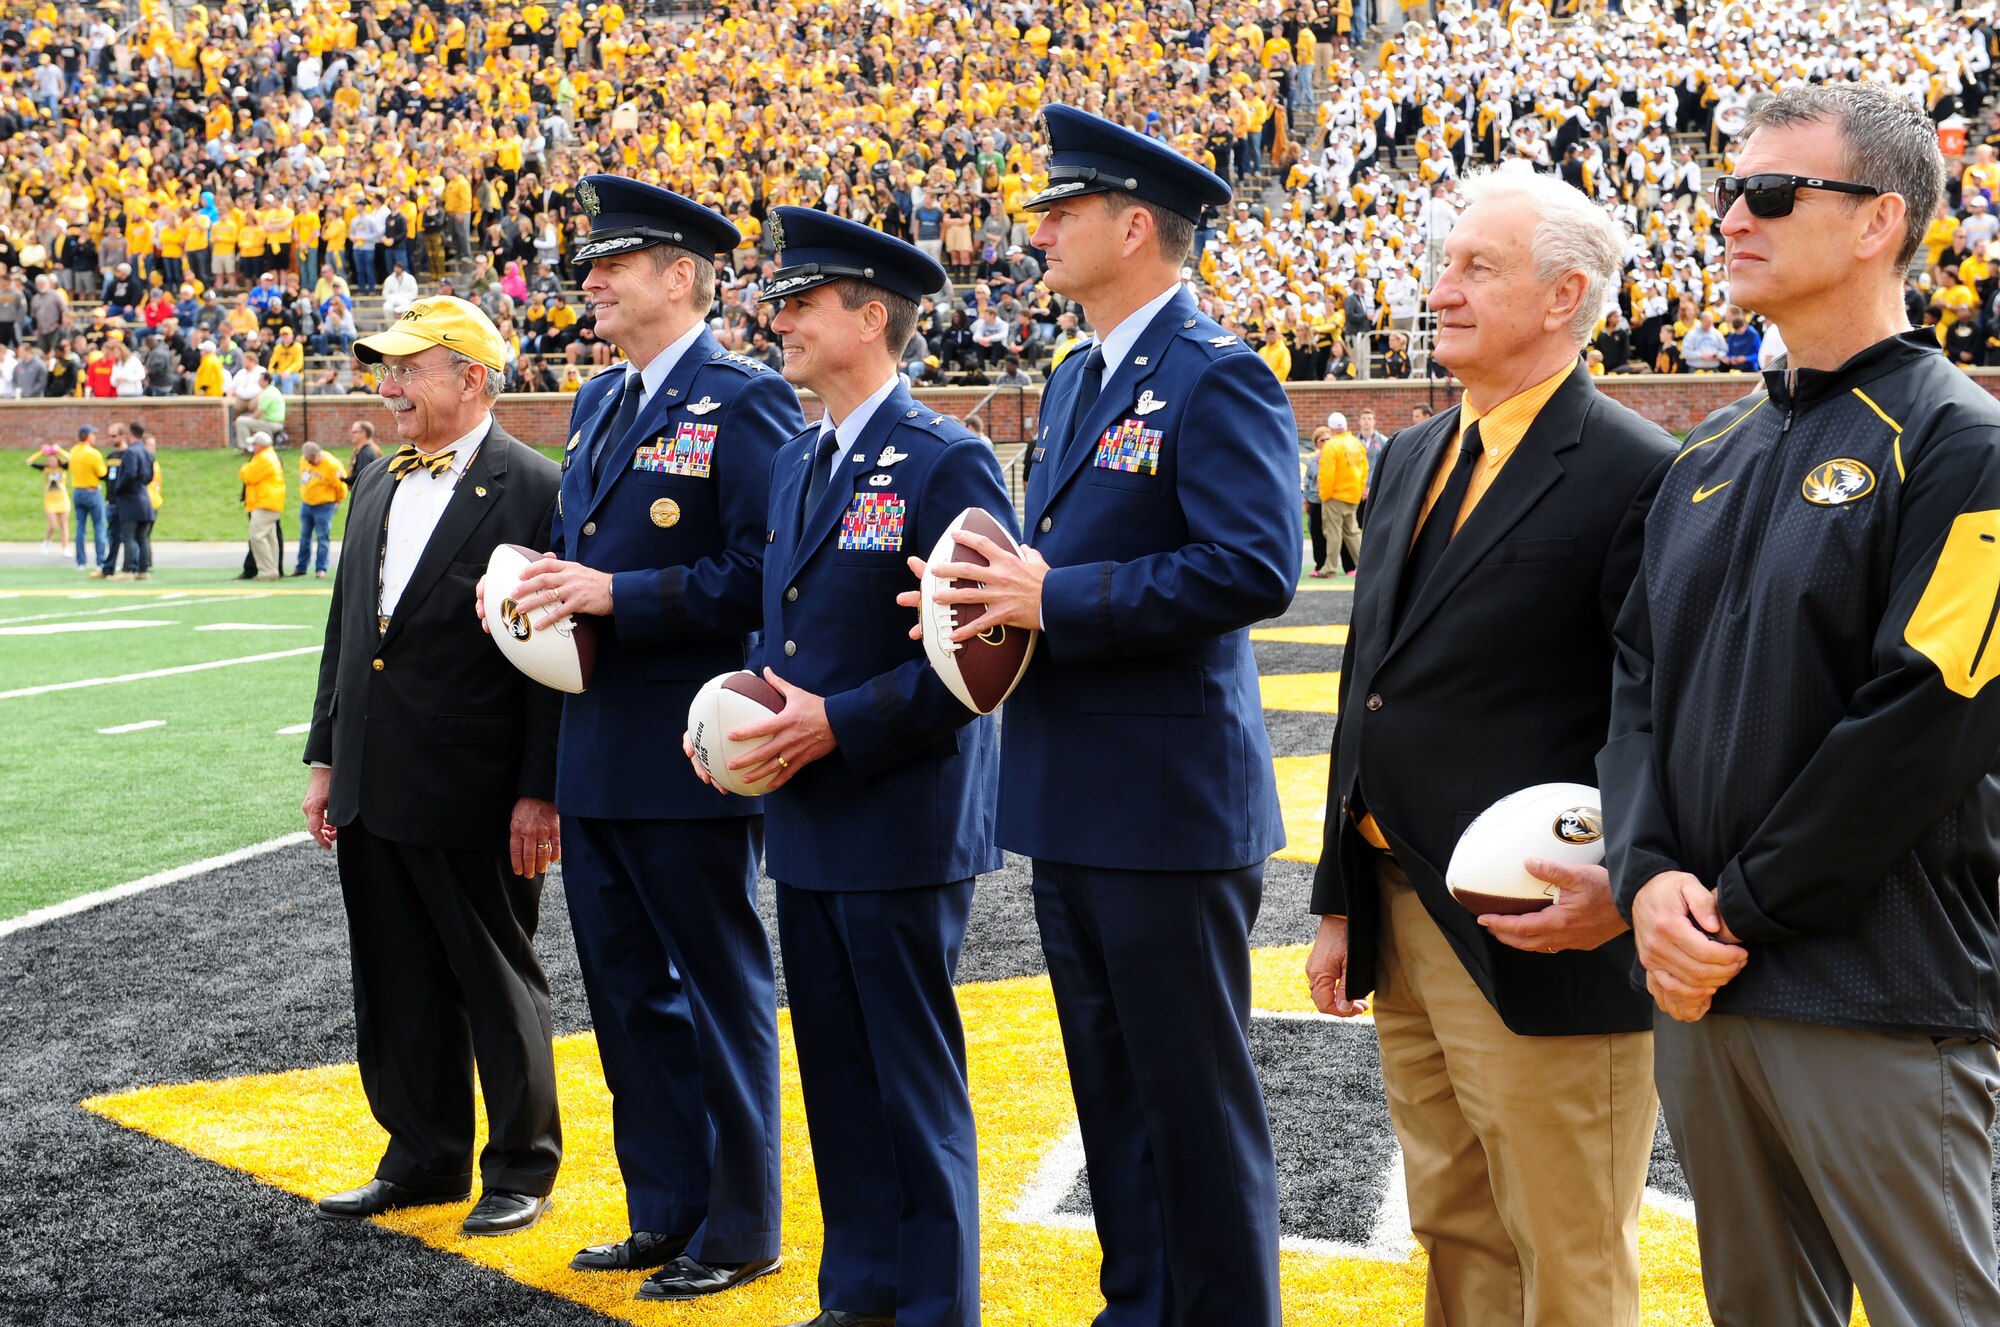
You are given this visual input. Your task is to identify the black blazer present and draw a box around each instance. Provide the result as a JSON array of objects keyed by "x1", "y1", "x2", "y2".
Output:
[
  {"x1": 305, "y1": 420, "x2": 562, "y2": 852},
  {"x1": 1311, "y1": 364, "x2": 1674, "y2": 1036}
]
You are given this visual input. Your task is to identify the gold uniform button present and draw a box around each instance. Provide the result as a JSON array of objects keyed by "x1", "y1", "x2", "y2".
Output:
[
  {"x1": 1365, "y1": 693, "x2": 1383, "y2": 711},
  {"x1": 783, "y1": 640, "x2": 797, "y2": 657},
  {"x1": 372, "y1": 658, "x2": 385, "y2": 672},
  {"x1": 785, "y1": 586, "x2": 798, "y2": 602}
]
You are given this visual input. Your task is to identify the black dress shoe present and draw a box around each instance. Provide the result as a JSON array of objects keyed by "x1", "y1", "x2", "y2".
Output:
[
  {"x1": 570, "y1": 1230, "x2": 689, "y2": 1271},
  {"x1": 318, "y1": 1177, "x2": 470, "y2": 1219},
  {"x1": 460, "y1": 1191, "x2": 552, "y2": 1236},
  {"x1": 781, "y1": 1312, "x2": 895, "y2": 1327},
  {"x1": 636, "y1": 1253, "x2": 781, "y2": 1300}
]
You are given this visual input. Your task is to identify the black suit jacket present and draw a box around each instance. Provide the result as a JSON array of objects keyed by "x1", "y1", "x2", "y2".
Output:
[
  {"x1": 305, "y1": 420, "x2": 561, "y2": 852},
  {"x1": 1311, "y1": 364, "x2": 1674, "y2": 1036}
]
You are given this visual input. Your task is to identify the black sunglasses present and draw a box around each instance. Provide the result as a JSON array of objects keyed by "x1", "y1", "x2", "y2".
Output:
[{"x1": 1714, "y1": 173, "x2": 1883, "y2": 219}]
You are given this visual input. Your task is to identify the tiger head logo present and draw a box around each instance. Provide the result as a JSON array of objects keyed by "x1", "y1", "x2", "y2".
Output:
[
  {"x1": 1553, "y1": 806, "x2": 1603, "y2": 845},
  {"x1": 1802, "y1": 459, "x2": 1876, "y2": 506},
  {"x1": 498, "y1": 597, "x2": 532, "y2": 642}
]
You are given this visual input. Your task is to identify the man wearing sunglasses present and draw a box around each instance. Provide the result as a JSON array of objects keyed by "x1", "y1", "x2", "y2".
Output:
[{"x1": 1603, "y1": 83, "x2": 2000, "y2": 1326}]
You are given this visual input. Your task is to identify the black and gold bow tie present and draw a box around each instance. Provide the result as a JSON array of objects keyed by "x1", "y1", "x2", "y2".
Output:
[{"x1": 388, "y1": 446, "x2": 456, "y2": 480}]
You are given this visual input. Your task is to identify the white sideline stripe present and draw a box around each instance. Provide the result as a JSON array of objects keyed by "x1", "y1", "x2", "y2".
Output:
[
  {"x1": 0, "y1": 620, "x2": 173, "y2": 636},
  {"x1": 196, "y1": 623, "x2": 313, "y2": 632},
  {"x1": 275, "y1": 722, "x2": 312, "y2": 735},
  {"x1": 97, "y1": 720, "x2": 165, "y2": 734},
  {"x1": 0, "y1": 646, "x2": 321, "y2": 700},
  {"x1": 0, "y1": 595, "x2": 238, "y2": 626},
  {"x1": 0, "y1": 832, "x2": 312, "y2": 940}
]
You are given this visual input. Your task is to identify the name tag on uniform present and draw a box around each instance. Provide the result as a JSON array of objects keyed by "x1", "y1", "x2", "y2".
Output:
[
  {"x1": 1094, "y1": 419, "x2": 1163, "y2": 475},
  {"x1": 633, "y1": 421, "x2": 717, "y2": 477},
  {"x1": 838, "y1": 491, "x2": 906, "y2": 552}
]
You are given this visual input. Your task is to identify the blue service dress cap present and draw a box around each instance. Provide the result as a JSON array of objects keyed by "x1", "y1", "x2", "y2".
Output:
[
  {"x1": 1022, "y1": 104, "x2": 1232, "y2": 221},
  {"x1": 757, "y1": 206, "x2": 948, "y2": 306},
  {"x1": 573, "y1": 174, "x2": 743, "y2": 265}
]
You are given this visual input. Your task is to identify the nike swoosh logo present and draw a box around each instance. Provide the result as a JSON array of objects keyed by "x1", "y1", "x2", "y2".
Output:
[{"x1": 1692, "y1": 481, "x2": 1732, "y2": 504}]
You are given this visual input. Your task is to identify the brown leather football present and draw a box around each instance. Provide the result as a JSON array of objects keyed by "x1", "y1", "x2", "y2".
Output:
[{"x1": 920, "y1": 508, "x2": 1038, "y2": 714}]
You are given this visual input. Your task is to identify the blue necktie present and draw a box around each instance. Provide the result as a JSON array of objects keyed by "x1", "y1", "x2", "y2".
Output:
[
  {"x1": 592, "y1": 373, "x2": 643, "y2": 481},
  {"x1": 802, "y1": 430, "x2": 840, "y2": 522},
  {"x1": 1056, "y1": 344, "x2": 1105, "y2": 469}
]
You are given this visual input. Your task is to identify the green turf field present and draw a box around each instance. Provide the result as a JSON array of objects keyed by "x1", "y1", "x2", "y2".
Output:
[
  {"x1": 3, "y1": 446, "x2": 569, "y2": 543},
  {"x1": 0, "y1": 565, "x2": 334, "y2": 918}
]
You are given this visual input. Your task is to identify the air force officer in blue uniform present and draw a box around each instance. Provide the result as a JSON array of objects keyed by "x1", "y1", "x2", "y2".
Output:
[
  {"x1": 686, "y1": 207, "x2": 1011, "y2": 1327},
  {"x1": 499, "y1": 176, "x2": 803, "y2": 1300},
  {"x1": 919, "y1": 108, "x2": 1297, "y2": 1326}
]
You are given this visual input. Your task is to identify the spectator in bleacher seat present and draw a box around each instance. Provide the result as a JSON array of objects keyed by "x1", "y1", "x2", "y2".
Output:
[
  {"x1": 141, "y1": 333, "x2": 179, "y2": 396},
  {"x1": 1381, "y1": 330, "x2": 1412, "y2": 379},
  {"x1": 1682, "y1": 312, "x2": 1729, "y2": 370},
  {"x1": 1722, "y1": 310, "x2": 1762, "y2": 370},
  {"x1": 1594, "y1": 308, "x2": 1634, "y2": 373},
  {"x1": 108, "y1": 340, "x2": 144, "y2": 398},
  {"x1": 102, "y1": 263, "x2": 141, "y2": 320},
  {"x1": 382, "y1": 264, "x2": 419, "y2": 322},
  {"x1": 238, "y1": 370, "x2": 287, "y2": 450},
  {"x1": 295, "y1": 441, "x2": 347, "y2": 580},
  {"x1": 269, "y1": 328, "x2": 305, "y2": 395},
  {"x1": 14, "y1": 343, "x2": 47, "y2": 400}
]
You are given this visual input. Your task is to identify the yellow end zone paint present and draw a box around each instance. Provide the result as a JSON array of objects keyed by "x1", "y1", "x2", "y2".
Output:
[
  {"x1": 1261, "y1": 672, "x2": 1341, "y2": 713},
  {"x1": 82, "y1": 961, "x2": 1720, "y2": 1325},
  {"x1": 1275, "y1": 754, "x2": 1330, "y2": 864},
  {"x1": 1251, "y1": 625, "x2": 1350, "y2": 645}
]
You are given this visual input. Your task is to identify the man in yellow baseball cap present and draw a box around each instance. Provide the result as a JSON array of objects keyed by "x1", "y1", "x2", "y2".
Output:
[{"x1": 353, "y1": 294, "x2": 508, "y2": 374}]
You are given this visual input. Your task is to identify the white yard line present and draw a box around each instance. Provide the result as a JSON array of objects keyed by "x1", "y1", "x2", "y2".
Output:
[
  {"x1": 97, "y1": 720, "x2": 166, "y2": 734},
  {"x1": 0, "y1": 646, "x2": 321, "y2": 700},
  {"x1": 0, "y1": 833, "x2": 313, "y2": 940},
  {"x1": 0, "y1": 620, "x2": 174, "y2": 636},
  {"x1": 275, "y1": 722, "x2": 312, "y2": 735},
  {"x1": 0, "y1": 594, "x2": 252, "y2": 626}
]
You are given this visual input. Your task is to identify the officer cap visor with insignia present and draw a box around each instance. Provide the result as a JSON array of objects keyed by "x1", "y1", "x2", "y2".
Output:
[
  {"x1": 572, "y1": 174, "x2": 743, "y2": 269},
  {"x1": 1023, "y1": 105, "x2": 1232, "y2": 222},
  {"x1": 756, "y1": 205, "x2": 947, "y2": 306}
]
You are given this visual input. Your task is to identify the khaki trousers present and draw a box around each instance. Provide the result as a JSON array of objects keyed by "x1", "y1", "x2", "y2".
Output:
[
  {"x1": 247, "y1": 508, "x2": 280, "y2": 578},
  {"x1": 1373, "y1": 859, "x2": 1656, "y2": 1327},
  {"x1": 1321, "y1": 498, "x2": 1362, "y2": 571}
]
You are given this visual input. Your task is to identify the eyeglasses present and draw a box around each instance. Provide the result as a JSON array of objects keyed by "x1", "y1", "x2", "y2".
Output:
[
  {"x1": 376, "y1": 359, "x2": 464, "y2": 386},
  {"x1": 1714, "y1": 173, "x2": 1883, "y2": 219}
]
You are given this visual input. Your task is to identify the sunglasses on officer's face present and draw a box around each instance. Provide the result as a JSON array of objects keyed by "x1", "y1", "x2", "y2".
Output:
[{"x1": 1714, "y1": 173, "x2": 1883, "y2": 219}]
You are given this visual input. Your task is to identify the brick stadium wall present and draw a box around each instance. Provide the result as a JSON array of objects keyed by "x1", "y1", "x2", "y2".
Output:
[{"x1": 2, "y1": 370, "x2": 1987, "y2": 449}]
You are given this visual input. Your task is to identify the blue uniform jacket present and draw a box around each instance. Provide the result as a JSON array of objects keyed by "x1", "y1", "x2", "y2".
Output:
[
  {"x1": 755, "y1": 380, "x2": 1012, "y2": 891},
  {"x1": 999, "y1": 286, "x2": 1298, "y2": 871},
  {"x1": 551, "y1": 328, "x2": 804, "y2": 819},
  {"x1": 107, "y1": 445, "x2": 154, "y2": 521}
]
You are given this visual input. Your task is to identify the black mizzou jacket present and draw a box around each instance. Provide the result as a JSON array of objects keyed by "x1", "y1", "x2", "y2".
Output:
[{"x1": 1601, "y1": 331, "x2": 2000, "y2": 1041}]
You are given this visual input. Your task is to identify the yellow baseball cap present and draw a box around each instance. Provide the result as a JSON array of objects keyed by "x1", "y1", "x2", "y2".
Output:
[{"x1": 352, "y1": 295, "x2": 507, "y2": 373}]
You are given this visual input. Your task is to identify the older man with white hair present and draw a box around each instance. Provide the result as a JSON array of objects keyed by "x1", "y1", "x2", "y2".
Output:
[{"x1": 1306, "y1": 165, "x2": 1677, "y2": 1326}]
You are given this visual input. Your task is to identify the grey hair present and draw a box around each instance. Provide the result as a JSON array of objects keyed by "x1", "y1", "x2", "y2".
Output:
[
  {"x1": 446, "y1": 349, "x2": 505, "y2": 401},
  {"x1": 1741, "y1": 82, "x2": 1942, "y2": 270},
  {"x1": 1459, "y1": 166, "x2": 1628, "y2": 345}
]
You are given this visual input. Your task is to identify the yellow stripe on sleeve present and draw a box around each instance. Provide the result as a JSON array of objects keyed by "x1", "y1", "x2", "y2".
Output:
[{"x1": 1906, "y1": 510, "x2": 2000, "y2": 698}]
